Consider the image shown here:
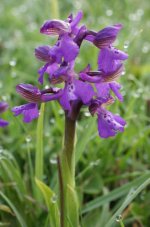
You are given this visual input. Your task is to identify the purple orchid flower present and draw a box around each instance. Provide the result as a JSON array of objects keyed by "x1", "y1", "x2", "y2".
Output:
[
  {"x1": 98, "y1": 47, "x2": 128, "y2": 73},
  {"x1": 12, "y1": 84, "x2": 63, "y2": 123},
  {"x1": 12, "y1": 84, "x2": 42, "y2": 123},
  {"x1": 89, "y1": 97, "x2": 126, "y2": 138},
  {"x1": 13, "y1": 11, "x2": 128, "y2": 138},
  {"x1": 0, "y1": 102, "x2": 9, "y2": 127},
  {"x1": 35, "y1": 36, "x2": 79, "y2": 84},
  {"x1": 59, "y1": 79, "x2": 95, "y2": 111}
]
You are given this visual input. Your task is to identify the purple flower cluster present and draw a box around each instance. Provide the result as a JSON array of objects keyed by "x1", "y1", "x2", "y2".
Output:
[
  {"x1": 12, "y1": 11, "x2": 128, "y2": 138},
  {"x1": 0, "y1": 102, "x2": 9, "y2": 127}
]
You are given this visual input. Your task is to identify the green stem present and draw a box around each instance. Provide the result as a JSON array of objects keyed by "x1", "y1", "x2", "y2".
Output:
[
  {"x1": 59, "y1": 113, "x2": 79, "y2": 227},
  {"x1": 63, "y1": 115, "x2": 76, "y2": 179}
]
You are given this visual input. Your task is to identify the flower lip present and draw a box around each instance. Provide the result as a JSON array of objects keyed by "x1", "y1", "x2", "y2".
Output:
[
  {"x1": 40, "y1": 19, "x2": 71, "y2": 35},
  {"x1": 102, "y1": 64, "x2": 124, "y2": 82},
  {"x1": 16, "y1": 84, "x2": 41, "y2": 103},
  {"x1": 0, "y1": 102, "x2": 9, "y2": 114},
  {"x1": 93, "y1": 24, "x2": 123, "y2": 48}
]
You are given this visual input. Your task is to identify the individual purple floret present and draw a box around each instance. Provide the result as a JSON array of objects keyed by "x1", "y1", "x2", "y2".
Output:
[
  {"x1": 12, "y1": 83, "x2": 62, "y2": 123},
  {"x1": 12, "y1": 84, "x2": 41, "y2": 123},
  {"x1": 12, "y1": 11, "x2": 128, "y2": 138},
  {"x1": 89, "y1": 97, "x2": 126, "y2": 138},
  {"x1": 0, "y1": 102, "x2": 9, "y2": 127}
]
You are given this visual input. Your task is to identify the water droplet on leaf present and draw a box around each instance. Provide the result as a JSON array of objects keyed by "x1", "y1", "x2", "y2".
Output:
[
  {"x1": 51, "y1": 194, "x2": 57, "y2": 203},
  {"x1": 116, "y1": 214, "x2": 122, "y2": 222},
  {"x1": 9, "y1": 60, "x2": 16, "y2": 67},
  {"x1": 26, "y1": 136, "x2": 32, "y2": 143},
  {"x1": 124, "y1": 41, "x2": 129, "y2": 49},
  {"x1": 50, "y1": 158, "x2": 57, "y2": 164}
]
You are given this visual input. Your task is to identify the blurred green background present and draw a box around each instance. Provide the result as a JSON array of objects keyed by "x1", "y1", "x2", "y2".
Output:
[{"x1": 0, "y1": 0, "x2": 150, "y2": 226}]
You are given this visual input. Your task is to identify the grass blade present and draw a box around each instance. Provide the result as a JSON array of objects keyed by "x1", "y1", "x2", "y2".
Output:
[
  {"x1": 105, "y1": 176, "x2": 150, "y2": 227},
  {"x1": 35, "y1": 178, "x2": 59, "y2": 227},
  {"x1": 82, "y1": 173, "x2": 150, "y2": 214},
  {"x1": 35, "y1": 103, "x2": 45, "y2": 180},
  {"x1": 0, "y1": 192, "x2": 27, "y2": 227}
]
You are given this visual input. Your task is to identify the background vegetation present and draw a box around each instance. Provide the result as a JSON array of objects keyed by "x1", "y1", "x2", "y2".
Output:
[{"x1": 0, "y1": 0, "x2": 150, "y2": 226}]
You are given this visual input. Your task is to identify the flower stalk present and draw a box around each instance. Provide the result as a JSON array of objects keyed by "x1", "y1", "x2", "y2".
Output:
[{"x1": 58, "y1": 113, "x2": 79, "y2": 227}]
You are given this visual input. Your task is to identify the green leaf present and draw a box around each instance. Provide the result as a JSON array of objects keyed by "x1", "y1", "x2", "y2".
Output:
[
  {"x1": 0, "y1": 192, "x2": 27, "y2": 227},
  {"x1": 82, "y1": 173, "x2": 150, "y2": 214},
  {"x1": 105, "y1": 176, "x2": 150, "y2": 227},
  {"x1": 67, "y1": 184, "x2": 79, "y2": 227},
  {"x1": 76, "y1": 118, "x2": 96, "y2": 164},
  {"x1": 0, "y1": 204, "x2": 14, "y2": 216},
  {"x1": 0, "y1": 157, "x2": 26, "y2": 200},
  {"x1": 35, "y1": 178, "x2": 59, "y2": 227}
]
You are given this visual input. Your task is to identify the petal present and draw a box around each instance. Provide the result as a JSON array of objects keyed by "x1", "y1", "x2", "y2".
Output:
[
  {"x1": 74, "y1": 80, "x2": 95, "y2": 104},
  {"x1": 35, "y1": 46, "x2": 52, "y2": 62},
  {"x1": 93, "y1": 24, "x2": 122, "y2": 48},
  {"x1": 12, "y1": 103, "x2": 39, "y2": 123},
  {"x1": 48, "y1": 45, "x2": 62, "y2": 63},
  {"x1": 0, "y1": 118, "x2": 9, "y2": 127},
  {"x1": 16, "y1": 84, "x2": 41, "y2": 103},
  {"x1": 109, "y1": 82, "x2": 123, "y2": 101},
  {"x1": 40, "y1": 19, "x2": 71, "y2": 35},
  {"x1": 46, "y1": 62, "x2": 59, "y2": 75},
  {"x1": 98, "y1": 47, "x2": 128, "y2": 73},
  {"x1": 12, "y1": 104, "x2": 27, "y2": 116},
  {"x1": 98, "y1": 114, "x2": 116, "y2": 138},
  {"x1": 50, "y1": 65, "x2": 67, "y2": 84},
  {"x1": 60, "y1": 35, "x2": 79, "y2": 62},
  {"x1": 23, "y1": 104, "x2": 39, "y2": 123},
  {"x1": 38, "y1": 63, "x2": 49, "y2": 84},
  {"x1": 111, "y1": 47, "x2": 128, "y2": 60},
  {"x1": 41, "y1": 89, "x2": 63, "y2": 102},
  {"x1": 95, "y1": 83, "x2": 110, "y2": 98},
  {"x1": 79, "y1": 72, "x2": 102, "y2": 83},
  {"x1": 0, "y1": 102, "x2": 9, "y2": 114},
  {"x1": 59, "y1": 87, "x2": 71, "y2": 111},
  {"x1": 97, "y1": 108, "x2": 126, "y2": 138},
  {"x1": 70, "y1": 11, "x2": 83, "y2": 34},
  {"x1": 98, "y1": 48, "x2": 116, "y2": 73},
  {"x1": 113, "y1": 114, "x2": 126, "y2": 126}
]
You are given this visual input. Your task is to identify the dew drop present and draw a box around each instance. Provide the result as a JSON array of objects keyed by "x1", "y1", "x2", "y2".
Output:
[
  {"x1": 44, "y1": 85, "x2": 49, "y2": 89},
  {"x1": 51, "y1": 194, "x2": 57, "y2": 203},
  {"x1": 106, "y1": 9, "x2": 113, "y2": 17},
  {"x1": 90, "y1": 160, "x2": 100, "y2": 167},
  {"x1": 2, "y1": 95, "x2": 9, "y2": 101},
  {"x1": 50, "y1": 158, "x2": 57, "y2": 165},
  {"x1": 84, "y1": 112, "x2": 90, "y2": 117},
  {"x1": 124, "y1": 41, "x2": 129, "y2": 49},
  {"x1": 9, "y1": 60, "x2": 16, "y2": 67},
  {"x1": 58, "y1": 109, "x2": 64, "y2": 115},
  {"x1": 25, "y1": 135, "x2": 32, "y2": 143},
  {"x1": 116, "y1": 214, "x2": 122, "y2": 222},
  {"x1": 50, "y1": 118, "x2": 55, "y2": 124}
]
